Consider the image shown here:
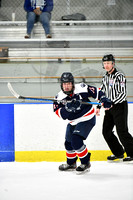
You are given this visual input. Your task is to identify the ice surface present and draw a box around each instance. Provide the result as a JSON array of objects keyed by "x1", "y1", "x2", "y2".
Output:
[{"x1": 0, "y1": 161, "x2": 133, "y2": 200}]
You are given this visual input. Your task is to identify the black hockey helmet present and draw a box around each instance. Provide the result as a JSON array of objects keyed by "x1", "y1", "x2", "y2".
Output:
[
  {"x1": 60, "y1": 72, "x2": 74, "y2": 83},
  {"x1": 60, "y1": 72, "x2": 74, "y2": 95},
  {"x1": 102, "y1": 54, "x2": 115, "y2": 63}
]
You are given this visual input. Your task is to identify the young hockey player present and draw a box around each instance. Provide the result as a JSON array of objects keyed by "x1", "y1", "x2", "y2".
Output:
[{"x1": 53, "y1": 72, "x2": 112, "y2": 173}]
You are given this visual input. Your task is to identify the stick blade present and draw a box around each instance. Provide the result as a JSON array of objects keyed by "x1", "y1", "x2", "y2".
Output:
[{"x1": 7, "y1": 82, "x2": 20, "y2": 99}]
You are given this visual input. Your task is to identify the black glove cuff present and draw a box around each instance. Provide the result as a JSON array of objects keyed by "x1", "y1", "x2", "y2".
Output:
[{"x1": 97, "y1": 105, "x2": 101, "y2": 109}]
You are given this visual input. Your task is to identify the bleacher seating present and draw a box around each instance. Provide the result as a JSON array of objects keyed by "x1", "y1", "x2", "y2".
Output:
[
  {"x1": 0, "y1": 20, "x2": 133, "y2": 61},
  {"x1": 0, "y1": 20, "x2": 133, "y2": 103}
]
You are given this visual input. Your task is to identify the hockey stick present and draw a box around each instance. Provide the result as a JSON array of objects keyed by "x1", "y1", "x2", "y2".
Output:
[
  {"x1": 7, "y1": 82, "x2": 57, "y2": 103},
  {"x1": 7, "y1": 82, "x2": 101, "y2": 105}
]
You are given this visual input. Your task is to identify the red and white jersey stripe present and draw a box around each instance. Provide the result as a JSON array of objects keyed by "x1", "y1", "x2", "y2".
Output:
[{"x1": 69, "y1": 106, "x2": 95, "y2": 125}]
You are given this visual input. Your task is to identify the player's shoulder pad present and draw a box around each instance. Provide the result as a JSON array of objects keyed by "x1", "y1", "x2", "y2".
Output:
[
  {"x1": 55, "y1": 90, "x2": 67, "y2": 101},
  {"x1": 74, "y1": 83, "x2": 88, "y2": 94}
]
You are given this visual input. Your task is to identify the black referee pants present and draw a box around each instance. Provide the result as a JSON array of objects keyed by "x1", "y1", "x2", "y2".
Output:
[{"x1": 102, "y1": 101, "x2": 133, "y2": 157}]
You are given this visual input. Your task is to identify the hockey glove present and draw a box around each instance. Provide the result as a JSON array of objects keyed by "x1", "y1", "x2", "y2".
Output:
[
  {"x1": 100, "y1": 96, "x2": 112, "y2": 109},
  {"x1": 65, "y1": 99, "x2": 81, "y2": 112}
]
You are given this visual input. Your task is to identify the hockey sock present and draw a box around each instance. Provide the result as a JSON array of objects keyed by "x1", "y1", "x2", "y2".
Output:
[
  {"x1": 65, "y1": 140, "x2": 77, "y2": 165},
  {"x1": 71, "y1": 134, "x2": 91, "y2": 164},
  {"x1": 77, "y1": 145, "x2": 91, "y2": 164}
]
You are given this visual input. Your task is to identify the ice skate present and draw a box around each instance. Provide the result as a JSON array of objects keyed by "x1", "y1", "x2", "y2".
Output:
[
  {"x1": 76, "y1": 162, "x2": 91, "y2": 174},
  {"x1": 123, "y1": 156, "x2": 133, "y2": 163},
  {"x1": 59, "y1": 163, "x2": 77, "y2": 171},
  {"x1": 107, "y1": 154, "x2": 124, "y2": 162}
]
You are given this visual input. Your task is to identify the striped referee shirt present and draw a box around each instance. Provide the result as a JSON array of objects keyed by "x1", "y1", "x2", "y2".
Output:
[{"x1": 100, "y1": 68, "x2": 127, "y2": 104}]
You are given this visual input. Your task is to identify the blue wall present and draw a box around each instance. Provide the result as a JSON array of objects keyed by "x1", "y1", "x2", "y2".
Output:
[{"x1": 0, "y1": 104, "x2": 14, "y2": 162}]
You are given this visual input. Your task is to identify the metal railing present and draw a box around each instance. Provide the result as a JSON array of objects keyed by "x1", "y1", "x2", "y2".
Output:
[
  {"x1": 0, "y1": 0, "x2": 133, "y2": 21},
  {"x1": 0, "y1": 75, "x2": 133, "y2": 100}
]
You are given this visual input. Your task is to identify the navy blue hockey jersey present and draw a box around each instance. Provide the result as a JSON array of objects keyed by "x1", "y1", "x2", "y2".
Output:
[{"x1": 53, "y1": 83, "x2": 104, "y2": 125}]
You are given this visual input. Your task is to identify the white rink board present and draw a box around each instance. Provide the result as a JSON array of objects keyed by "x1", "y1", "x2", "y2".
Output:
[{"x1": 14, "y1": 103, "x2": 133, "y2": 151}]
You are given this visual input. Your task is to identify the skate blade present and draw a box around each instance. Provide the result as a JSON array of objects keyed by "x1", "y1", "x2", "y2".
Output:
[
  {"x1": 59, "y1": 168, "x2": 76, "y2": 172},
  {"x1": 123, "y1": 160, "x2": 133, "y2": 164},
  {"x1": 76, "y1": 168, "x2": 90, "y2": 175},
  {"x1": 107, "y1": 158, "x2": 123, "y2": 163}
]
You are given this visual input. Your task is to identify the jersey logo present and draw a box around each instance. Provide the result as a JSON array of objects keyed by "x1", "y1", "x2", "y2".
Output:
[
  {"x1": 89, "y1": 87, "x2": 95, "y2": 93},
  {"x1": 80, "y1": 83, "x2": 86, "y2": 88},
  {"x1": 120, "y1": 81, "x2": 125, "y2": 87},
  {"x1": 109, "y1": 79, "x2": 114, "y2": 86},
  {"x1": 53, "y1": 104, "x2": 58, "y2": 109}
]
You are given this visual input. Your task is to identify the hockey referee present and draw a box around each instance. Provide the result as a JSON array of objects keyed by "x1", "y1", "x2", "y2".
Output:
[{"x1": 96, "y1": 54, "x2": 133, "y2": 162}]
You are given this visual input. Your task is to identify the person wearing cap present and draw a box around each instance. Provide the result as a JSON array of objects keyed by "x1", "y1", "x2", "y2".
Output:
[
  {"x1": 96, "y1": 54, "x2": 133, "y2": 162},
  {"x1": 53, "y1": 72, "x2": 112, "y2": 173}
]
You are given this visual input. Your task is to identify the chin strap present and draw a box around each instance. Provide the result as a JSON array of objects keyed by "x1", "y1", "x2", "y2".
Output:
[{"x1": 108, "y1": 67, "x2": 114, "y2": 73}]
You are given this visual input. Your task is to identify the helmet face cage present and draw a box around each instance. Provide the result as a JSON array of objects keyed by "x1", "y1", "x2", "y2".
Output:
[
  {"x1": 60, "y1": 72, "x2": 74, "y2": 95},
  {"x1": 102, "y1": 54, "x2": 115, "y2": 63}
]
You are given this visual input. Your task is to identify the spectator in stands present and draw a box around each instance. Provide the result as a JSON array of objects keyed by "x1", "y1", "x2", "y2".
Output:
[{"x1": 24, "y1": 0, "x2": 53, "y2": 39}]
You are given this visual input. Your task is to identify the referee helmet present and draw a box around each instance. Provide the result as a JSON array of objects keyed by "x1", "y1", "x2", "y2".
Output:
[{"x1": 102, "y1": 54, "x2": 115, "y2": 63}]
